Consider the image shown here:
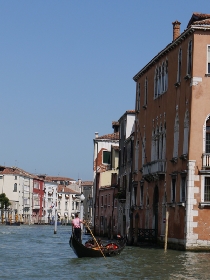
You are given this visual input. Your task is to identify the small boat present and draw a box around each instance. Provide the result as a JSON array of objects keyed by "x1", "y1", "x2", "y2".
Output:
[
  {"x1": 5, "y1": 221, "x2": 21, "y2": 226},
  {"x1": 69, "y1": 234, "x2": 126, "y2": 258}
]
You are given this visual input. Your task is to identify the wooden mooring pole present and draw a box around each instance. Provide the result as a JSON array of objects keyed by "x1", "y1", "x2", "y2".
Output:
[{"x1": 164, "y1": 211, "x2": 169, "y2": 252}]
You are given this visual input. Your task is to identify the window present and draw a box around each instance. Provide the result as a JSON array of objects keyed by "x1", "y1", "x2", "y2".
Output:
[
  {"x1": 187, "y1": 40, "x2": 192, "y2": 76},
  {"x1": 101, "y1": 195, "x2": 103, "y2": 207},
  {"x1": 154, "y1": 60, "x2": 168, "y2": 98},
  {"x1": 34, "y1": 182, "x2": 39, "y2": 189},
  {"x1": 100, "y1": 216, "x2": 104, "y2": 227},
  {"x1": 183, "y1": 110, "x2": 189, "y2": 155},
  {"x1": 173, "y1": 113, "x2": 179, "y2": 158},
  {"x1": 140, "y1": 184, "x2": 144, "y2": 205},
  {"x1": 142, "y1": 136, "x2": 146, "y2": 164},
  {"x1": 65, "y1": 201, "x2": 68, "y2": 211},
  {"x1": 180, "y1": 177, "x2": 186, "y2": 202},
  {"x1": 206, "y1": 117, "x2": 210, "y2": 153},
  {"x1": 58, "y1": 201, "x2": 61, "y2": 210},
  {"x1": 134, "y1": 186, "x2": 137, "y2": 205},
  {"x1": 136, "y1": 83, "x2": 140, "y2": 111},
  {"x1": 171, "y1": 178, "x2": 176, "y2": 203},
  {"x1": 103, "y1": 151, "x2": 111, "y2": 164},
  {"x1": 13, "y1": 183, "x2": 17, "y2": 192},
  {"x1": 177, "y1": 48, "x2": 182, "y2": 84},
  {"x1": 144, "y1": 77, "x2": 148, "y2": 107},
  {"x1": 208, "y1": 45, "x2": 210, "y2": 74},
  {"x1": 134, "y1": 140, "x2": 139, "y2": 172},
  {"x1": 204, "y1": 177, "x2": 210, "y2": 201},
  {"x1": 105, "y1": 195, "x2": 107, "y2": 207}
]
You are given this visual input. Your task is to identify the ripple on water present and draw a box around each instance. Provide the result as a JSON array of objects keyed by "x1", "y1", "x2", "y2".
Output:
[{"x1": 1, "y1": 225, "x2": 210, "y2": 279}]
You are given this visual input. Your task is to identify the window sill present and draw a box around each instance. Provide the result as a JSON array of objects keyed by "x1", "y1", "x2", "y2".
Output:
[
  {"x1": 199, "y1": 202, "x2": 210, "y2": 208},
  {"x1": 170, "y1": 157, "x2": 178, "y2": 164},
  {"x1": 167, "y1": 202, "x2": 176, "y2": 207},
  {"x1": 205, "y1": 74, "x2": 210, "y2": 77},
  {"x1": 177, "y1": 202, "x2": 185, "y2": 207},
  {"x1": 142, "y1": 105, "x2": 147, "y2": 109},
  {"x1": 180, "y1": 154, "x2": 188, "y2": 160},
  {"x1": 174, "y1": 82, "x2": 180, "y2": 88},
  {"x1": 184, "y1": 74, "x2": 191, "y2": 80}
]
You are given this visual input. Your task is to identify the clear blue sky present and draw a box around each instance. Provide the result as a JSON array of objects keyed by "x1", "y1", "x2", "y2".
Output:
[{"x1": 0, "y1": 1, "x2": 209, "y2": 180}]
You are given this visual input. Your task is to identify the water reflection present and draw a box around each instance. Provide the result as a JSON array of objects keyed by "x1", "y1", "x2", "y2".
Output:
[{"x1": 0, "y1": 225, "x2": 210, "y2": 279}]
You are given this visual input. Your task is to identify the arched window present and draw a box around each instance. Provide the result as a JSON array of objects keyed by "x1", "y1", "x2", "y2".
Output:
[
  {"x1": 205, "y1": 117, "x2": 210, "y2": 153},
  {"x1": 134, "y1": 139, "x2": 139, "y2": 172},
  {"x1": 13, "y1": 183, "x2": 17, "y2": 192},
  {"x1": 142, "y1": 135, "x2": 146, "y2": 165},
  {"x1": 187, "y1": 40, "x2": 192, "y2": 76},
  {"x1": 151, "y1": 129, "x2": 156, "y2": 161},
  {"x1": 183, "y1": 110, "x2": 189, "y2": 155},
  {"x1": 165, "y1": 59, "x2": 168, "y2": 91},
  {"x1": 156, "y1": 126, "x2": 160, "y2": 160},
  {"x1": 136, "y1": 82, "x2": 140, "y2": 111},
  {"x1": 177, "y1": 48, "x2": 182, "y2": 84},
  {"x1": 173, "y1": 113, "x2": 179, "y2": 158},
  {"x1": 144, "y1": 77, "x2": 148, "y2": 106}
]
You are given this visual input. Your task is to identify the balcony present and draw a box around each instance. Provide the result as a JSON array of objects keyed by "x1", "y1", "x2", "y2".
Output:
[
  {"x1": 142, "y1": 160, "x2": 166, "y2": 182},
  {"x1": 202, "y1": 153, "x2": 210, "y2": 169},
  {"x1": 33, "y1": 205, "x2": 40, "y2": 210}
]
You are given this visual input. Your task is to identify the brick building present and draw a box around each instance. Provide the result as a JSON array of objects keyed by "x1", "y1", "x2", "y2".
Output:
[{"x1": 132, "y1": 13, "x2": 210, "y2": 250}]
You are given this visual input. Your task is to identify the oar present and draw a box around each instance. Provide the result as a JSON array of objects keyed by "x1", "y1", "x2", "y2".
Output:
[{"x1": 84, "y1": 221, "x2": 106, "y2": 259}]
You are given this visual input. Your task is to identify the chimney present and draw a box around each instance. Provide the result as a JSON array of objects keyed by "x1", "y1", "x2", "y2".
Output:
[
  {"x1": 172, "y1": 20, "x2": 181, "y2": 41},
  {"x1": 95, "y1": 132, "x2": 98, "y2": 138}
]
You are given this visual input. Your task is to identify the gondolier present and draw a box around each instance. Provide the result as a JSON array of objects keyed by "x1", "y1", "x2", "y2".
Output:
[{"x1": 72, "y1": 213, "x2": 84, "y2": 242}]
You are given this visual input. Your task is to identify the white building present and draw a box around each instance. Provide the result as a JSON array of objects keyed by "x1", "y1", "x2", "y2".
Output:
[
  {"x1": 57, "y1": 185, "x2": 80, "y2": 223},
  {"x1": 0, "y1": 166, "x2": 33, "y2": 223},
  {"x1": 43, "y1": 181, "x2": 58, "y2": 224}
]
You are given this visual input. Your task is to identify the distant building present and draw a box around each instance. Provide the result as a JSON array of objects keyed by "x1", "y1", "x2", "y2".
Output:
[
  {"x1": 81, "y1": 181, "x2": 93, "y2": 224},
  {"x1": 57, "y1": 185, "x2": 80, "y2": 223},
  {"x1": 92, "y1": 122, "x2": 119, "y2": 235},
  {"x1": 117, "y1": 110, "x2": 135, "y2": 239}
]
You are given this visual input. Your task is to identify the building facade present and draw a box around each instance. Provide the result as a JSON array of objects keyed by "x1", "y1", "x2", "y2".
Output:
[
  {"x1": 93, "y1": 122, "x2": 119, "y2": 235},
  {"x1": 132, "y1": 13, "x2": 210, "y2": 250},
  {"x1": 117, "y1": 110, "x2": 135, "y2": 239}
]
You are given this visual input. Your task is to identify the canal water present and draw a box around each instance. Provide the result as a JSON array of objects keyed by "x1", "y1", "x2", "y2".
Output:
[{"x1": 0, "y1": 225, "x2": 210, "y2": 280}]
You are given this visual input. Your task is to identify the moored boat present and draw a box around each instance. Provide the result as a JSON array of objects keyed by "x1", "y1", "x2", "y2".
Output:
[
  {"x1": 5, "y1": 221, "x2": 21, "y2": 226},
  {"x1": 69, "y1": 234, "x2": 126, "y2": 258}
]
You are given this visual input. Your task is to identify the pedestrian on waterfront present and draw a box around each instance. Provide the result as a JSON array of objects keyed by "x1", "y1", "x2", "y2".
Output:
[{"x1": 72, "y1": 213, "x2": 84, "y2": 242}]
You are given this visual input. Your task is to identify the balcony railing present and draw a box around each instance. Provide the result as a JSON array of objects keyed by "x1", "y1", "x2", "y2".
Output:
[
  {"x1": 202, "y1": 153, "x2": 210, "y2": 169},
  {"x1": 143, "y1": 159, "x2": 166, "y2": 176},
  {"x1": 33, "y1": 205, "x2": 40, "y2": 209}
]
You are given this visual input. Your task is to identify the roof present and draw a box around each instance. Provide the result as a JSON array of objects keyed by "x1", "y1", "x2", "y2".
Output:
[
  {"x1": 43, "y1": 176, "x2": 75, "y2": 182},
  {"x1": 96, "y1": 132, "x2": 119, "y2": 140},
  {"x1": 81, "y1": 181, "x2": 93, "y2": 186},
  {"x1": 133, "y1": 12, "x2": 210, "y2": 81},
  {"x1": 187, "y1": 12, "x2": 210, "y2": 27},
  {"x1": 57, "y1": 185, "x2": 80, "y2": 194},
  {"x1": 0, "y1": 166, "x2": 39, "y2": 179},
  {"x1": 118, "y1": 110, "x2": 135, "y2": 121}
]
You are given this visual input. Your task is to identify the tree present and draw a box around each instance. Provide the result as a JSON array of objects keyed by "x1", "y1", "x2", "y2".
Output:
[{"x1": 0, "y1": 193, "x2": 11, "y2": 209}]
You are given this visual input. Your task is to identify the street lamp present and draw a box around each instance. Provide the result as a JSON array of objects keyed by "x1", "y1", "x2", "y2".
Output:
[{"x1": 80, "y1": 193, "x2": 85, "y2": 241}]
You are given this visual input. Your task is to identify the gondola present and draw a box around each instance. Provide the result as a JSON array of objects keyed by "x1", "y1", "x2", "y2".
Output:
[{"x1": 69, "y1": 234, "x2": 126, "y2": 258}]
